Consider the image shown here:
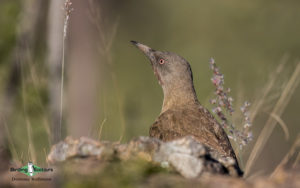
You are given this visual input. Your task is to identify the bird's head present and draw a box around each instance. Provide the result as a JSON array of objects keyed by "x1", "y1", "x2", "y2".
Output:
[
  {"x1": 131, "y1": 41, "x2": 198, "y2": 111},
  {"x1": 131, "y1": 41, "x2": 193, "y2": 89}
]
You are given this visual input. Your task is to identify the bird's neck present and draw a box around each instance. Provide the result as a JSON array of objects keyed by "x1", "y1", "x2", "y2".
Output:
[{"x1": 161, "y1": 82, "x2": 198, "y2": 113}]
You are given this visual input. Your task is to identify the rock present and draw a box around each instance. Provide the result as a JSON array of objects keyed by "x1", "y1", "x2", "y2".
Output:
[
  {"x1": 47, "y1": 136, "x2": 241, "y2": 178},
  {"x1": 2, "y1": 136, "x2": 299, "y2": 187},
  {"x1": 47, "y1": 137, "x2": 115, "y2": 162},
  {"x1": 154, "y1": 136, "x2": 222, "y2": 178}
]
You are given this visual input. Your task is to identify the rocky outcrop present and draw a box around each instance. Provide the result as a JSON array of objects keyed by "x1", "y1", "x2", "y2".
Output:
[
  {"x1": 48, "y1": 136, "x2": 241, "y2": 178},
  {"x1": 1, "y1": 136, "x2": 298, "y2": 188}
]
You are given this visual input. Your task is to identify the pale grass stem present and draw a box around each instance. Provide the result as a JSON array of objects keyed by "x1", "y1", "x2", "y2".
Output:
[
  {"x1": 87, "y1": 1, "x2": 123, "y2": 142},
  {"x1": 112, "y1": 72, "x2": 126, "y2": 143},
  {"x1": 293, "y1": 153, "x2": 300, "y2": 168},
  {"x1": 269, "y1": 112, "x2": 289, "y2": 140},
  {"x1": 292, "y1": 152, "x2": 300, "y2": 168},
  {"x1": 20, "y1": 152, "x2": 24, "y2": 164},
  {"x1": 98, "y1": 118, "x2": 107, "y2": 140},
  {"x1": 245, "y1": 62, "x2": 300, "y2": 177},
  {"x1": 43, "y1": 148, "x2": 48, "y2": 166},
  {"x1": 26, "y1": 117, "x2": 37, "y2": 163},
  {"x1": 249, "y1": 55, "x2": 289, "y2": 122},
  {"x1": 20, "y1": 54, "x2": 37, "y2": 163},
  {"x1": 4, "y1": 122, "x2": 18, "y2": 162},
  {"x1": 270, "y1": 133, "x2": 300, "y2": 178},
  {"x1": 59, "y1": 0, "x2": 73, "y2": 139},
  {"x1": 59, "y1": 32, "x2": 65, "y2": 140},
  {"x1": 246, "y1": 170, "x2": 265, "y2": 181},
  {"x1": 27, "y1": 52, "x2": 52, "y2": 146},
  {"x1": 43, "y1": 118, "x2": 51, "y2": 146}
]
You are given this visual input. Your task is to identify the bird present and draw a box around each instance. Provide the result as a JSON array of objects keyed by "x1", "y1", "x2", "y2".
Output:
[{"x1": 131, "y1": 41, "x2": 239, "y2": 166}]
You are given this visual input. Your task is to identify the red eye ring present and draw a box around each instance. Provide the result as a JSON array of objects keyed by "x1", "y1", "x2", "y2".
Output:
[{"x1": 159, "y1": 59, "x2": 165, "y2": 64}]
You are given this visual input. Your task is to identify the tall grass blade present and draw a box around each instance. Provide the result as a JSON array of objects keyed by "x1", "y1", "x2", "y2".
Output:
[
  {"x1": 245, "y1": 62, "x2": 300, "y2": 176},
  {"x1": 270, "y1": 134, "x2": 300, "y2": 178}
]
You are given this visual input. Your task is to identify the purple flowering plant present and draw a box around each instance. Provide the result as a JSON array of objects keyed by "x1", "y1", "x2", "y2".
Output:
[{"x1": 209, "y1": 58, "x2": 253, "y2": 149}]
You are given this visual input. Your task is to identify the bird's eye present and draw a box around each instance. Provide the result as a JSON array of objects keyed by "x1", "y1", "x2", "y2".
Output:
[{"x1": 159, "y1": 59, "x2": 165, "y2": 65}]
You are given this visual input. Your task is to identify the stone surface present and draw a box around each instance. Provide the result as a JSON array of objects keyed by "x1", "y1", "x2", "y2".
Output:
[
  {"x1": 2, "y1": 136, "x2": 299, "y2": 187},
  {"x1": 48, "y1": 136, "x2": 241, "y2": 178}
]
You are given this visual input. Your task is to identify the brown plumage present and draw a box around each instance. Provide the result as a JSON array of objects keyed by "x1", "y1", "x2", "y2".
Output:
[
  {"x1": 150, "y1": 104, "x2": 237, "y2": 159},
  {"x1": 131, "y1": 41, "x2": 237, "y2": 161}
]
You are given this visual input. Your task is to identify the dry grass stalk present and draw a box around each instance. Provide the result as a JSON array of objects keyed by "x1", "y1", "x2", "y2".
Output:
[
  {"x1": 3, "y1": 121, "x2": 18, "y2": 161},
  {"x1": 249, "y1": 55, "x2": 289, "y2": 121},
  {"x1": 269, "y1": 112, "x2": 289, "y2": 140},
  {"x1": 59, "y1": 0, "x2": 73, "y2": 139},
  {"x1": 26, "y1": 54, "x2": 51, "y2": 145},
  {"x1": 47, "y1": 0, "x2": 65, "y2": 143},
  {"x1": 26, "y1": 117, "x2": 37, "y2": 163},
  {"x1": 98, "y1": 118, "x2": 107, "y2": 140},
  {"x1": 245, "y1": 62, "x2": 300, "y2": 176},
  {"x1": 87, "y1": 0, "x2": 123, "y2": 142},
  {"x1": 270, "y1": 133, "x2": 300, "y2": 178},
  {"x1": 20, "y1": 53, "x2": 37, "y2": 163}
]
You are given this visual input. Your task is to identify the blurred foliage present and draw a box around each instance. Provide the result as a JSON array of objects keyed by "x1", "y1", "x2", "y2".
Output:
[
  {"x1": 0, "y1": 0, "x2": 21, "y2": 88},
  {"x1": 0, "y1": 0, "x2": 299, "y2": 175},
  {"x1": 0, "y1": 0, "x2": 20, "y2": 65},
  {"x1": 62, "y1": 158, "x2": 172, "y2": 188}
]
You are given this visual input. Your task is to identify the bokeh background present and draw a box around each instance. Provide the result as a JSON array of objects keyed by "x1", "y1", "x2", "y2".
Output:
[{"x1": 0, "y1": 0, "x2": 299, "y2": 176}]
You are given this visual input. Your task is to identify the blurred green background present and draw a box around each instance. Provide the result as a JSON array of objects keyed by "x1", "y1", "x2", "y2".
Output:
[{"x1": 0, "y1": 0, "x2": 299, "y2": 176}]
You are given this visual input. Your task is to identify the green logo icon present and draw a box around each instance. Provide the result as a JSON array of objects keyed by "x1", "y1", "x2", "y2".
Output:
[{"x1": 10, "y1": 162, "x2": 53, "y2": 177}]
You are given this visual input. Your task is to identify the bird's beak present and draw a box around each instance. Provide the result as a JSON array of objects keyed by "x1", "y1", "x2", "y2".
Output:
[{"x1": 131, "y1": 41, "x2": 156, "y2": 63}]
